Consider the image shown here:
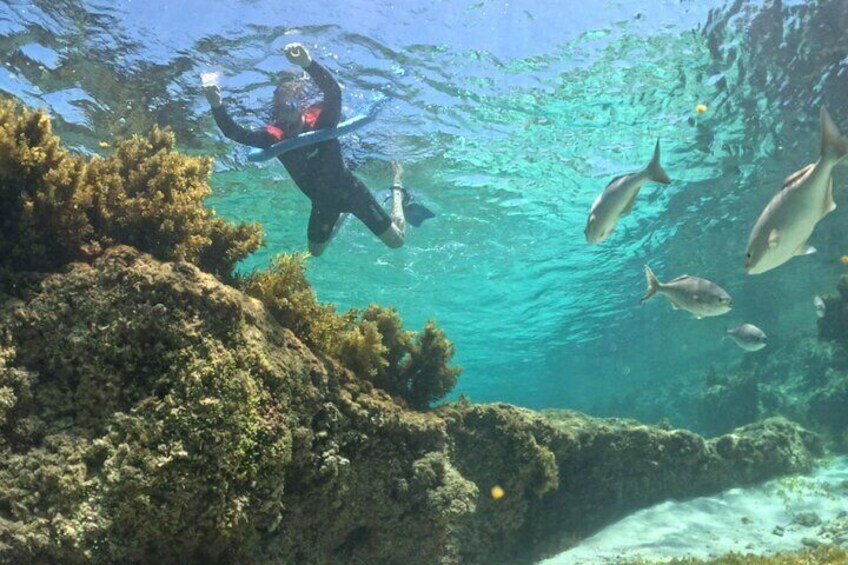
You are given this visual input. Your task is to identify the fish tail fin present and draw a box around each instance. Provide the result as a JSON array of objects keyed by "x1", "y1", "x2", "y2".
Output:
[
  {"x1": 641, "y1": 265, "x2": 661, "y2": 303},
  {"x1": 647, "y1": 139, "x2": 671, "y2": 185},
  {"x1": 820, "y1": 107, "x2": 848, "y2": 163}
]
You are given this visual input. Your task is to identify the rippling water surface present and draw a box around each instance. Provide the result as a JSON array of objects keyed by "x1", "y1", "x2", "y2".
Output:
[{"x1": 2, "y1": 0, "x2": 847, "y2": 417}]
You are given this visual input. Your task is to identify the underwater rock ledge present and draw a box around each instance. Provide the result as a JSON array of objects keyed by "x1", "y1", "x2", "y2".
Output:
[{"x1": 0, "y1": 247, "x2": 823, "y2": 564}]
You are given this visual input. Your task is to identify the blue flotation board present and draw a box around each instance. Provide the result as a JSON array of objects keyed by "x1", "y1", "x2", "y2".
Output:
[{"x1": 247, "y1": 94, "x2": 389, "y2": 162}]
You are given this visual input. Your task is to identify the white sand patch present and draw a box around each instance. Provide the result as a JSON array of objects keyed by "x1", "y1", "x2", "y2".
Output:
[{"x1": 540, "y1": 457, "x2": 848, "y2": 564}]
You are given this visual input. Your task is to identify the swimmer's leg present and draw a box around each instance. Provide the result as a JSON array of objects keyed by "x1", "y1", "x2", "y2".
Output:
[
  {"x1": 307, "y1": 205, "x2": 345, "y2": 257},
  {"x1": 380, "y1": 160, "x2": 406, "y2": 247},
  {"x1": 348, "y1": 173, "x2": 405, "y2": 249}
]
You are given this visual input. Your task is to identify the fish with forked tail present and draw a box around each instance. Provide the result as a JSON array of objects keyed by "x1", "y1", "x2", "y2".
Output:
[
  {"x1": 745, "y1": 107, "x2": 848, "y2": 275},
  {"x1": 380, "y1": 188, "x2": 435, "y2": 227},
  {"x1": 641, "y1": 265, "x2": 733, "y2": 318},
  {"x1": 585, "y1": 139, "x2": 671, "y2": 244}
]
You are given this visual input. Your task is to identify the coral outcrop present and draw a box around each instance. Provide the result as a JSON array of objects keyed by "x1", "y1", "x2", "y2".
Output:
[
  {"x1": 0, "y1": 100, "x2": 263, "y2": 278},
  {"x1": 0, "y1": 246, "x2": 470, "y2": 564},
  {"x1": 0, "y1": 248, "x2": 824, "y2": 564}
]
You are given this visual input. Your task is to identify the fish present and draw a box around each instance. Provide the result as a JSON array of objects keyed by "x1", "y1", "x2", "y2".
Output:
[
  {"x1": 641, "y1": 265, "x2": 733, "y2": 318},
  {"x1": 814, "y1": 295, "x2": 826, "y2": 318},
  {"x1": 380, "y1": 188, "x2": 435, "y2": 227},
  {"x1": 724, "y1": 323, "x2": 768, "y2": 352},
  {"x1": 585, "y1": 139, "x2": 671, "y2": 244},
  {"x1": 745, "y1": 107, "x2": 848, "y2": 275}
]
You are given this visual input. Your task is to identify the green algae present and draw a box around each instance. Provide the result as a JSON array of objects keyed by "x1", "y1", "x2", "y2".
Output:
[
  {"x1": 240, "y1": 254, "x2": 461, "y2": 410},
  {"x1": 0, "y1": 99, "x2": 262, "y2": 278}
]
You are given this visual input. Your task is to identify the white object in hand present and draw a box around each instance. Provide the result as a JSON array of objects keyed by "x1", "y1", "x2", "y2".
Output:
[{"x1": 200, "y1": 72, "x2": 219, "y2": 88}]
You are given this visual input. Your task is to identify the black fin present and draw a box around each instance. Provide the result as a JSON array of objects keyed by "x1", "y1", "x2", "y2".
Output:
[{"x1": 404, "y1": 203, "x2": 435, "y2": 227}]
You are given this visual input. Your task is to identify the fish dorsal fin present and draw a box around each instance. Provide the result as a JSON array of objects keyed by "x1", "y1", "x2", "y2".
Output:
[
  {"x1": 620, "y1": 189, "x2": 639, "y2": 216},
  {"x1": 823, "y1": 176, "x2": 836, "y2": 216},
  {"x1": 781, "y1": 164, "x2": 814, "y2": 191},
  {"x1": 669, "y1": 274, "x2": 693, "y2": 283},
  {"x1": 604, "y1": 174, "x2": 629, "y2": 191},
  {"x1": 768, "y1": 229, "x2": 780, "y2": 248}
]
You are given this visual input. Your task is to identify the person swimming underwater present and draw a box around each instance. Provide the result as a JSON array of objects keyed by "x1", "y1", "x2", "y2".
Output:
[{"x1": 203, "y1": 42, "x2": 407, "y2": 256}]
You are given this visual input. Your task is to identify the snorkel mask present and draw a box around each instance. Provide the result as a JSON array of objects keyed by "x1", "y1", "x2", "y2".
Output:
[
  {"x1": 272, "y1": 98, "x2": 300, "y2": 127},
  {"x1": 271, "y1": 76, "x2": 303, "y2": 127}
]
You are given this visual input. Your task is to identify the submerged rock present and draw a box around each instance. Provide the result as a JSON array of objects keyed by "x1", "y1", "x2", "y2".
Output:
[{"x1": 0, "y1": 247, "x2": 824, "y2": 564}]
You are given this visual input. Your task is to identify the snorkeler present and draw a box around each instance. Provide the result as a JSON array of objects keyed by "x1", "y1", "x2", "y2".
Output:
[{"x1": 203, "y1": 42, "x2": 405, "y2": 256}]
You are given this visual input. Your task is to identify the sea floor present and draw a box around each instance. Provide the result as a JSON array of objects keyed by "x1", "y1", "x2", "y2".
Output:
[{"x1": 540, "y1": 457, "x2": 848, "y2": 564}]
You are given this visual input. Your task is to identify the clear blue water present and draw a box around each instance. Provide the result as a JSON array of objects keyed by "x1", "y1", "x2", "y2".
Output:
[{"x1": 2, "y1": 0, "x2": 846, "y2": 419}]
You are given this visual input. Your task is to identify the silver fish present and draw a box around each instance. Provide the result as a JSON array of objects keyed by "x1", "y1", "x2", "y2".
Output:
[
  {"x1": 725, "y1": 323, "x2": 768, "y2": 352},
  {"x1": 814, "y1": 295, "x2": 826, "y2": 318},
  {"x1": 585, "y1": 139, "x2": 671, "y2": 244},
  {"x1": 745, "y1": 107, "x2": 848, "y2": 274},
  {"x1": 641, "y1": 265, "x2": 733, "y2": 318}
]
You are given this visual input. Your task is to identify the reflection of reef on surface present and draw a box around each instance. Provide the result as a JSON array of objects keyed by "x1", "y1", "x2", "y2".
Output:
[
  {"x1": 703, "y1": 0, "x2": 848, "y2": 148},
  {"x1": 0, "y1": 101, "x2": 827, "y2": 563}
]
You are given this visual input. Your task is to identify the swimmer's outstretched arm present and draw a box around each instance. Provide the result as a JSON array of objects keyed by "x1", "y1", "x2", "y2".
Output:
[{"x1": 204, "y1": 84, "x2": 275, "y2": 148}]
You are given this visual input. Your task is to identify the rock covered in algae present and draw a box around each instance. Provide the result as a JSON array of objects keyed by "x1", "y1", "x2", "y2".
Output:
[
  {"x1": 440, "y1": 405, "x2": 821, "y2": 564},
  {"x1": 0, "y1": 247, "x2": 824, "y2": 564},
  {"x1": 0, "y1": 246, "x2": 475, "y2": 564},
  {"x1": 0, "y1": 99, "x2": 262, "y2": 278}
]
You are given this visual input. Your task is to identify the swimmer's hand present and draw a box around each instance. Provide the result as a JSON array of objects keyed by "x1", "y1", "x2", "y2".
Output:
[
  {"x1": 284, "y1": 43, "x2": 312, "y2": 68},
  {"x1": 203, "y1": 84, "x2": 222, "y2": 108}
]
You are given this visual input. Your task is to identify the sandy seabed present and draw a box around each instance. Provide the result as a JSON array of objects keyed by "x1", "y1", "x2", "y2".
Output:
[{"x1": 542, "y1": 457, "x2": 848, "y2": 564}]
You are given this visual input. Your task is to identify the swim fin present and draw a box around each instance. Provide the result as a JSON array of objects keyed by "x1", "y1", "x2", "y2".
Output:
[
  {"x1": 403, "y1": 202, "x2": 435, "y2": 227},
  {"x1": 381, "y1": 187, "x2": 435, "y2": 227}
]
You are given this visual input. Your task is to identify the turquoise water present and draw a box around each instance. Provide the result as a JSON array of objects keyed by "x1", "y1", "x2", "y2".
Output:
[{"x1": 2, "y1": 0, "x2": 846, "y2": 419}]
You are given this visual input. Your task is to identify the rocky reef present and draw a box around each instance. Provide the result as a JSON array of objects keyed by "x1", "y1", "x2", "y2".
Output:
[
  {"x1": 0, "y1": 100, "x2": 828, "y2": 564},
  {"x1": 644, "y1": 273, "x2": 848, "y2": 450},
  {"x1": 602, "y1": 266, "x2": 848, "y2": 451},
  {"x1": 0, "y1": 246, "x2": 824, "y2": 564}
]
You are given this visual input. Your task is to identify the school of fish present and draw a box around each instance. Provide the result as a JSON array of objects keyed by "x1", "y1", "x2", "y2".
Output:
[{"x1": 587, "y1": 106, "x2": 848, "y2": 352}]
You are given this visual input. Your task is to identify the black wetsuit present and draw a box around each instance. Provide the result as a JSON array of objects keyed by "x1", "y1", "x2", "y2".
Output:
[{"x1": 211, "y1": 61, "x2": 391, "y2": 244}]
